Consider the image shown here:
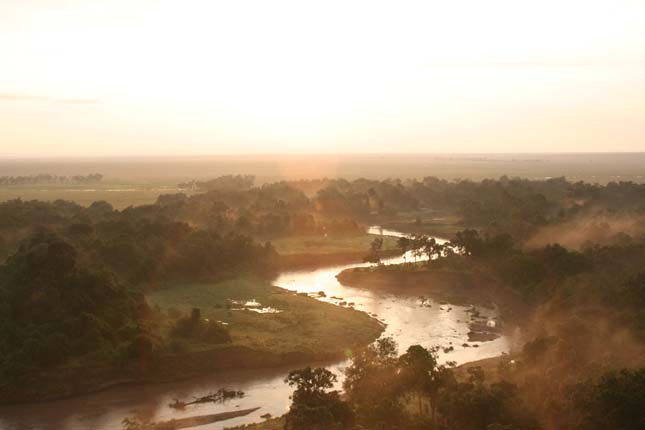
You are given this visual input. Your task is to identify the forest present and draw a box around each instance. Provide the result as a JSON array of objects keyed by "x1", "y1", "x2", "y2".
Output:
[{"x1": 1, "y1": 174, "x2": 645, "y2": 429}]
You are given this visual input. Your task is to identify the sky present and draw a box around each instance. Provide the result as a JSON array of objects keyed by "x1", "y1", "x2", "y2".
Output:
[{"x1": 1, "y1": 0, "x2": 645, "y2": 156}]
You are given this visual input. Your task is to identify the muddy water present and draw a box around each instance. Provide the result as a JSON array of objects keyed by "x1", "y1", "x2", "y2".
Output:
[{"x1": 0, "y1": 228, "x2": 517, "y2": 430}]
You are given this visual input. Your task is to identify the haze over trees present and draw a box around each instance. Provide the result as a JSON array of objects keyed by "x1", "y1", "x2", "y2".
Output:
[
  {"x1": 0, "y1": 173, "x2": 103, "y2": 185},
  {"x1": 2, "y1": 174, "x2": 645, "y2": 427}
]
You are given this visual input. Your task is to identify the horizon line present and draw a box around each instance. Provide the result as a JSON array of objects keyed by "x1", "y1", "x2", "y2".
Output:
[{"x1": 1, "y1": 151, "x2": 645, "y2": 160}]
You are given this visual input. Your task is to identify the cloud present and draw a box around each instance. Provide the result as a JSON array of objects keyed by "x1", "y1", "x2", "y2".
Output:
[{"x1": 0, "y1": 92, "x2": 100, "y2": 104}]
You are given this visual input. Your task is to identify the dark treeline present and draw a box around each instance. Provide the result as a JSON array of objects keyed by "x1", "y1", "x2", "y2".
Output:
[
  {"x1": 8, "y1": 173, "x2": 644, "y2": 267},
  {"x1": 284, "y1": 338, "x2": 538, "y2": 430},
  {"x1": 0, "y1": 173, "x2": 103, "y2": 185},
  {"x1": 285, "y1": 338, "x2": 645, "y2": 430},
  {"x1": 0, "y1": 198, "x2": 276, "y2": 283},
  {"x1": 305, "y1": 176, "x2": 645, "y2": 241},
  {"x1": 190, "y1": 175, "x2": 645, "y2": 242},
  {"x1": 0, "y1": 231, "x2": 148, "y2": 389},
  {"x1": 148, "y1": 175, "x2": 645, "y2": 242}
]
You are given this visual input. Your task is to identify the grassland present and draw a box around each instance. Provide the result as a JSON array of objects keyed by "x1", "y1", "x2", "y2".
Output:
[
  {"x1": 0, "y1": 181, "x2": 183, "y2": 209},
  {"x1": 378, "y1": 209, "x2": 465, "y2": 239},
  {"x1": 272, "y1": 233, "x2": 402, "y2": 270},
  {"x1": 270, "y1": 233, "x2": 399, "y2": 255},
  {"x1": 147, "y1": 276, "x2": 384, "y2": 357}
]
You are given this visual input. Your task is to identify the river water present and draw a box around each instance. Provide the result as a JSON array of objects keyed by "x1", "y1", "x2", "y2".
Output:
[{"x1": 0, "y1": 227, "x2": 516, "y2": 430}]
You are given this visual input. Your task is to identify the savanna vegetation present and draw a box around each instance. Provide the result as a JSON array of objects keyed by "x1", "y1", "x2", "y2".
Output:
[
  {"x1": 232, "y1": 229, "x2": 645, "y2": 429},
  {"x1": 0, "y1": 175, "x2": 390, "y2": 401},
  {"x1": 3, "y1": 173, "x2": 645, "y2": 428},
  {"x1": 326, "y1": 176, "x2": 645, "y2": 429}
]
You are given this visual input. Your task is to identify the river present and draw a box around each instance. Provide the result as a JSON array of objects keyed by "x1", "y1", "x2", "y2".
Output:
[{"x1": 0, "y1": 227, "x2": 517, "y2": 430}]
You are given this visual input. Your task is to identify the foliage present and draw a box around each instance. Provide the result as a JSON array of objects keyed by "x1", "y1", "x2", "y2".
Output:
[
  {"x1": 170, "y1": 308, "x2": 231, "y2": 344},
  {"x1": 571, "y1": 368, "x2": 645, "y2": 430},
  {"x1": 285, "y1": 367, "x2": 354, "y2": 430},
  {"x1": 343, "y1": 338, "x2": 407, "y2": 428},
  {"x1": 0, "y1": 231, "x2": 149, "y2": 391},
  {"x1": 399, "y1": 344, "x2": 455, "y2": 421},
  {"x1": 363, "y1": 237, "x2": 384, "y2": 265},
  {"x1": 438, "y1": 377, "x2": 537, "y2": 430}
]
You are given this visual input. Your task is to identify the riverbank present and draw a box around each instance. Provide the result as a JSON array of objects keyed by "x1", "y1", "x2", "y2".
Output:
[
  {"x1": 148, "y1": 277, "x2": 384, "y2": 357},
  {"x1": 1, "y1": 277, "x2": 384, "y2": 404},
  {"x1": 336, "y1": 265, "x2": 529, "y2": 324},
  {"x1": 3, "y1": 346, "x2": 353, "y2": 405}
]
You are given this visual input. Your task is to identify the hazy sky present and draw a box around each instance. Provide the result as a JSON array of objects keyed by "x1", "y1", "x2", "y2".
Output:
[{"x1": 1, "y1": 0, "x2": 645, "y2": 156}]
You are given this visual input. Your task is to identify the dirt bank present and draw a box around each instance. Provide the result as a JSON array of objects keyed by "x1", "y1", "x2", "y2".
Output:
[{"x1": 0, "y1": 345, "x2": 354, "y2": 404}]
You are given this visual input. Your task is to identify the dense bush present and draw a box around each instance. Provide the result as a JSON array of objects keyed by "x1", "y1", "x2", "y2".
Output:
[
  {"x1": 0, "y1": 232, "x2": 148, "y2": 388},
  {"x1": 572, "y1": 368, "x2": 645, "y2": 430},
  {"x1": 170, "y1": 308, "x2": 231, "y2": 344}
]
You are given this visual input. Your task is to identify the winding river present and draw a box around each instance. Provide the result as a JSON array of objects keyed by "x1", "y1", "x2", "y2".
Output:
[{"x1": 0, "y1": 228, "x2": 518, "y2": 430}]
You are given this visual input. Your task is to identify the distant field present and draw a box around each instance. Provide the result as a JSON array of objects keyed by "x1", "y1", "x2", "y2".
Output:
[
  {"x1": 0, "y1": 182, "x2": 187, "y2": 208},
  {"x1": 1, "y1": 153, "x2": 643, "y2": 207}
]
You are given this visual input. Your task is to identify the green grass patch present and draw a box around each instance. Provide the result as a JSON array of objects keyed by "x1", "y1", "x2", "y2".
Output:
[
  {"x1": 147, "y1": 276, "x2": 383, "y2": 356},
  {"x1": 377, "y1": 209, "x2": 464, "y2": 239},
  {"x1": 270, "y1": 233, "x2": 399, "y2": 256},
  {"x1": 0, "y1": 181, "x2": 188, "y2": 209}
]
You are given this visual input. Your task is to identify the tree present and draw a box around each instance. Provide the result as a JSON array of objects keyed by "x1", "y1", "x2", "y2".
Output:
[
  {"x1": 452, "y1": 229, "x2": 484, "y2": 257},
  {"x1": 399, "y1": 345, "x2": 455, "y2": 422},
  {"x1": 364, "y1": 237, "x2": 384, "y2": 265},
  {"x1": 437, "y1": 370, "x2": 535, "y2": 430},
  {"x1": 410, "y1": 235, "x2": 427, "y2": 263},
  {"x1": 285, "y1": 367, "x2": 353, "y2": 430},
  {"x1": 572, "y1": 368, "x2": 645, "y2": 430},
  {"x1": 399, "y1": 345, "x2": 438, "y2": 415},
  {"x1": 422, "y1": 237, "x2": 446, "y2": 262},
  {"x1": 0, "y1": 231, "x2": 148, "y2": 396},
  {"x1": 287, "y1": 367, "x2": 336, "y2": 395},
  {"x1": 397, "y1": 237, "x2": 410, "y2": 263},
  {"x1": 344, "y1": 337, "x2": 405, "y2": 428}
]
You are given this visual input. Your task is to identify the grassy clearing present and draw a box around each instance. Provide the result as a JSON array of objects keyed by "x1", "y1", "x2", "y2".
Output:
[
  {"x1": 378, "y1": 209, "x2": 464, "y2": 239},
  {"x1": 270, "y1": 233, "x2": 399, "y2": 256},
  {"x1": 147, "y1": 276, "x2": 384, "y2": 356},
  {"x1": 382, "y1": 219, "x2": 464, "y2": 239}
]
